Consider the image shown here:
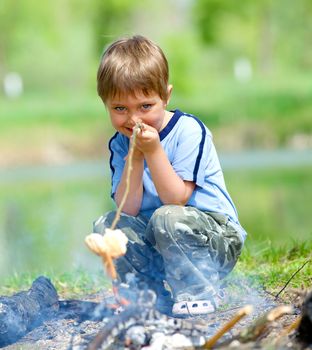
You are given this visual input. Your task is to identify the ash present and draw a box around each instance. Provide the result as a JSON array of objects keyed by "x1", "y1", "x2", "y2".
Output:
[{"x1": 1, "y1": 277, "x2": 303, "y2": 350}]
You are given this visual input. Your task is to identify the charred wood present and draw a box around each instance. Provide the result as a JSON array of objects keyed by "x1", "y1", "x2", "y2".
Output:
[
  {"x1": 0, "y1": 276, "x2": 59, "y2": 347},
  {"x1": 240, "y1": 305, "x2": 293, "y2": 343},
  {"x1": 86, "y1": 303, "x2": 208, "y2": 350},
  {"x1": 238, "y1": 305, "x2": 293, "y2": 343},
  {"x1": 86, "y1": 305, "x2": 148, "y2": 350},
  {"x1": 296, "y1": 290, "x2": 312, "y2": 345},
  {"x1": 58, "y1": 299, "x2": 115, "y2": 322}
]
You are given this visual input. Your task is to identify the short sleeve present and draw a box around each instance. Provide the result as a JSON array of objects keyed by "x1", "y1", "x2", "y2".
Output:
[
  {"x1": 171, "y1": 117, "x2": 213, "y2": 188},
  {"x1": 108, "y1": 133, "x2": 129, "y2": 198}
]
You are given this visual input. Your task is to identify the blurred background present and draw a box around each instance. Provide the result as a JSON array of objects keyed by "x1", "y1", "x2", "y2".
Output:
[{"x1": 0, "y1": 0, "x2": 311, "y2": 280}]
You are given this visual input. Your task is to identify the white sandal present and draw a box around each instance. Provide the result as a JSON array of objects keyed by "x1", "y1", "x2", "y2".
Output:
[{"x1": 172, "y1": 299, "x2": 217, "y2": 315}]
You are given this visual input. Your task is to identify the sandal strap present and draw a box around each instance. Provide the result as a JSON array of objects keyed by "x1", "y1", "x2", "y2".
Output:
[{"x1": 172, "y1": 299, "x2": 216, "y2": 315}]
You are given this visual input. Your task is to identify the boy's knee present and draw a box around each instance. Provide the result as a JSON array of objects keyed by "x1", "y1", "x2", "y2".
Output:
[
  {"x1": 93, "y1": 211, "x2": 116, "y2": 233},
  {"x1": 149, "y1": 205, "x2": 186, "y2": 238},
  {"x1": 152, "y1": 205, "x2": 185, "y2": 220}
]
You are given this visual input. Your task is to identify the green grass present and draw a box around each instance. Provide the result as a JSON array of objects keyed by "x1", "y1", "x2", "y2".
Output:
[
  {"x1": 1, "y1": 241, "x2": 310, "y2": 299},
  {"x1": 236, "y1": 240, "x2": 312, "y2": 296},
  {"x1": 0, "y1": 269, "x2": 110, "y2": 299}
]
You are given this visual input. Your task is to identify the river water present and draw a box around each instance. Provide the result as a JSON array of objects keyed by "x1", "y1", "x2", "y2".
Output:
[
  {"x1": 0, "y1": 149, "x2": 311, "y2": 280},
  {"x1": 1, "y1": 149, "x2": 312, "y2": 183}
]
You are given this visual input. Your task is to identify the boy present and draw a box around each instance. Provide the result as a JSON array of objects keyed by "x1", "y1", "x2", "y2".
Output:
[{"x1": 94, "y1": 35, "x2": 247, "y2": 316}]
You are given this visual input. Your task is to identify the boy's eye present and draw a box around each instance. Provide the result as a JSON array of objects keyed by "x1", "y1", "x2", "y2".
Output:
[
  {"x1": 141, "y1": 104, "x2": 152, "y2": 110},
  {"x1": 114, "y1": 106, "x2": 126, "y2": 112}
]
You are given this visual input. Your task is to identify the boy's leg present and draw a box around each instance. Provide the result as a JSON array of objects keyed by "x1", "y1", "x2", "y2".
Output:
[
  {"x1": 93, "y1": 211, "x2": 167, "y2": 298},
  {"x1": 145, "y1": 205, "x2": 244, "y2": 303}
]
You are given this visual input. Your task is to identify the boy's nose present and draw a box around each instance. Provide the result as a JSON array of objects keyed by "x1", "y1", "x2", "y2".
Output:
[{"x1": 128, "y1": 114, "x2": 141, "y2": 125}]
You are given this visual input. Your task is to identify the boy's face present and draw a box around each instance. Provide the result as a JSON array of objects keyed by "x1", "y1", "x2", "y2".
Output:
[{"x1": 106, "y1": 89, "x2": 171, "y2": 138}]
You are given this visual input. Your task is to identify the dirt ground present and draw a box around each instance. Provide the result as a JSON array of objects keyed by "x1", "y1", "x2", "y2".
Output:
[{"x1": 2, "y1": 284, "x2": 309, "y2": 350}]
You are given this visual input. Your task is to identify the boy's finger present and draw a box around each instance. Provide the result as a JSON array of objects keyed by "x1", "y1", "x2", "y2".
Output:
[
  {"x1": 140, "y1": 123, "x2": 157, "y2": 133},
  {"x1": 133, "y1": 122, "x2": 145, "y2": 132}
]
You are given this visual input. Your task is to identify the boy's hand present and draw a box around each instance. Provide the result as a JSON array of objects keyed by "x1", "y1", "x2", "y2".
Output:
[
  {"x1": 134, "y1": 123, "x2": 160, "y2": 154},
  {"x1": 127, "y1": 125, "x2": 144, "y2": 161}
]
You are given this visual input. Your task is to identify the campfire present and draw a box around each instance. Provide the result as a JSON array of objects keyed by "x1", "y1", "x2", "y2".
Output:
[{"x1": 0, "y1": 276, "x2": 311, "y2": 349}]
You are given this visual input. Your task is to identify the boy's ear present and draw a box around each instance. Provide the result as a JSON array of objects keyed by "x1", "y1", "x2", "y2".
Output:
[{"x1": 166, "y1": 84, "x2": 173, "y2": 105}]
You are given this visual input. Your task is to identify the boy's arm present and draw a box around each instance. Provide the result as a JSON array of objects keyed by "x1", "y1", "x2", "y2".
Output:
[
  {"x1": 145, "y1": 145, "x2": 195, "y2": 205},
  {"x1": 114, "y1": 148, "x2": 144, "y2": 216},
  {"x1": 136, "y1": 124, "x2": 195, "y2": 205}
]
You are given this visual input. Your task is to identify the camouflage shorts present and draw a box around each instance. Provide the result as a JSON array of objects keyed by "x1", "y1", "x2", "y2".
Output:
[{"x1": 93, "y1": 205, "x2": 244, "y2": 302}]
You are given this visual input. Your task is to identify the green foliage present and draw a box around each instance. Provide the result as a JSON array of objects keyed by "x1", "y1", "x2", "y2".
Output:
[
  {"x1": 0, "y1": 94, "x2": 114, "y2": 163},
  {"x1": 92, "y1": 0, "x2": 140, "y2": 55},
  {"x1": 163, "y1": 33, "x2": 202, "y2": 95},
  {"x1": 193, "y1": 0, "x2": 236, "y2": 43},
  {"x1": 0, "y1": 76, "x2": 311, "y2": 156},
  {"x1": 193, "y1": 0, "x2": 312, "y2": 73},
  {"x1": 2, "y1": 0, "x2": 312, "y2": 97},
  {"x1": 0, "y1": 0, "x2": 95, "y2": 92},
  {"x1": 170, "y1": 76, "x2": 312, "y2": 149}
]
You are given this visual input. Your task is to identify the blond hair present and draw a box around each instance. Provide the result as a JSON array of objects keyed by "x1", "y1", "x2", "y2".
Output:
[{"x1": 97, "y1": 35, "x2": 169, "y2": 103}]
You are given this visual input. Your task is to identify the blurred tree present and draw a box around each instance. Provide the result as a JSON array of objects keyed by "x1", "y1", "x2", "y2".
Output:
[
  {"x1": 273, "y1": 0, "x2": 312, "y2": 70},
  {"x1": 0, "y1": 0, "x2": 97, "y2": 93},
  {"x1": 92, "y1": 0, "x2": 140, "y2": 55},
  {"x1": 192, "y1": 0, "x2": 233, "y2": 44},
  {"x1": 0, "y1": 1, "x2": 26, "y2": 77},
  {"x1": 193, "y1": 0, "x2": 312, "y2": 74},
  {"x1": 0, "y1": 0, "x2": 142, "y2": 93},
  {"x1": 192, "y1": 0, "x2": 275, "y2": 73}
]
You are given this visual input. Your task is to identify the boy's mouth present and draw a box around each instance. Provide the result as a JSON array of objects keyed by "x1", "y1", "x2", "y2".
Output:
[{"x1": 124, "y1": 122, "x2": 144, "y2": 135}]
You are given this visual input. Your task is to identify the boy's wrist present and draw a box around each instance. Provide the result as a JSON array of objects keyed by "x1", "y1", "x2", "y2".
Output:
[
  {"x1": 132, "y1": 148, "x2": 144, "y2": 161},
  {"x1": 143, "y1": 143, "x2": 162, "y2": 157}
]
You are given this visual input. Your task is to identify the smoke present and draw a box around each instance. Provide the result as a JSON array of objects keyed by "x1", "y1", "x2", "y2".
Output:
[{"x1": 221, "y1": 272, "x2": 278, "y2": 314}]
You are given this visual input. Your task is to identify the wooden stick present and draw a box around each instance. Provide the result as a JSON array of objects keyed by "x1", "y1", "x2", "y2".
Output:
[
  {"x1": 101, "y1": 255, "x2": 116, "y2": 280},
  {"x1": 203, "y1": 305, "x2": 253, "y2": 349},
  {"x1": 99, "y1": 121, "x2": 142, "y2": 304},
  {"x1": 112, "y1": 282, "x2": 131, "y2": 306},
  {"x1": 282, "y1": 315, "x2": 302, "y2": 334},
  {"x1": 239, "y1": 305, "x2": 293, "y2": 343},
  {"x1": 103, "y1": 257, "x2": 128, "y2": 306},
  {"x1": 274, "y1": 315, "x2": 302, "y2": 345},
  {"x1": 110, "y1": 122, "x2": 142, "y2": 230},
  {"x1": 275, "y1": 260, "x2": 310, "y2": 299}
]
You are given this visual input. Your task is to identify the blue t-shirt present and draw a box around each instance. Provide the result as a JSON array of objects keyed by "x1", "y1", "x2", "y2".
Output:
[{"x1": 108, "y1": 109, "x2": 243, "y2": 232}]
